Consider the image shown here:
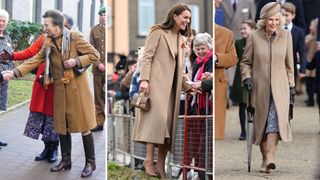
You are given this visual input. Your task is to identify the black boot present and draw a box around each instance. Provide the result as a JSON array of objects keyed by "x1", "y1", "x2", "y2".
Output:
[
  {"x1": 0, "y1": 140, "x2": 7, "y2": 146},
  {"x1": 81, "y1": 133, "x2": 96, "y2": 178},
  {"x1": 48, "y1": 141, "x2": 59, "y2": 163},
  {"x1": 91, "y1": 125, "x2": 103, "y2": 132},
  {"x1": 35, "y1": 141, "x2": 51, "y2": 161},
  {"x1": 50, "y1": 134, "x2": 72, "y2": 172}
]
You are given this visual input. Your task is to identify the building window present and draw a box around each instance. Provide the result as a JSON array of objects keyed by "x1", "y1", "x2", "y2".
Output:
[
  {"x1": 107, "y1": 5, "x2": 112, "y2": 28},
  {"x1": 32, "y1": 0, "x2": 41, "y2": 23},
  {"x1": 188, "y1": 4, "x2": 200, "y2": 33},
  {"x1": 138, "y1": 0, "x2": 155, "y2": 36},
  {"x1": 0, "y1": 0, "x2": 5, "y2": 8},
  {"x1": 55, "y1": 0, "x2": 62, "y2": 11}
]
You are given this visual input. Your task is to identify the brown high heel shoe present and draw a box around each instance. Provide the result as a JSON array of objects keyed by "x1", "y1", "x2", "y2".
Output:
[
  {"x1": 154, "y1": 164, "x2": 167, "y2": 179},
  {"x1": 143, "y1": 160, "x2": 158, "y2": 177}
]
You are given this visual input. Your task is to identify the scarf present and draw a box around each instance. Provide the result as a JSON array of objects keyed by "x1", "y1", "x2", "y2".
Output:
[{"x1": 195, "y1": 49, "x2": 213, "y2": 114}]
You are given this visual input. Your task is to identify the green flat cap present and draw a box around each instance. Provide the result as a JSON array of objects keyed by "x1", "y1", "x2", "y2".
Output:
[{"x1": 98, "y1": 6, "x2": 106, "y2": 15}]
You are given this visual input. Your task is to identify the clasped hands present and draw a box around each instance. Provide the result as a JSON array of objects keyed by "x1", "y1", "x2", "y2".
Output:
[
  {"x1": 190, "y1": 72, "x2": 212, "y2": 93},
  {"x1": 1, "y1": 70, "x2": 14, "y2": 80}
]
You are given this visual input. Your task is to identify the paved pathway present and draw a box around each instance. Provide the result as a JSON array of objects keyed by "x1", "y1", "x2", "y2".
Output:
[{"x1": 216, "y1": 94, "x2": 320, "y2": 180}]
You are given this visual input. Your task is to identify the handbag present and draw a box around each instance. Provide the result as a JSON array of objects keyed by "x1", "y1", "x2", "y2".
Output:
[{"x1": 131, "y1": 92, "x2": 150, "y2": 111}]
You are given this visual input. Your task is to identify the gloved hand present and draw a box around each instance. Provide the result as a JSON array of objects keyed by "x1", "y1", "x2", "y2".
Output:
[
  {"x1": 243, "y1": 78, "x2": 253, "y2": 92},
  {"x1": 0, "y1": 49, "x2": 13, "y2": 61},
  {"x1": 289, "y1": 86, "x2": 295, "y2": 104}
]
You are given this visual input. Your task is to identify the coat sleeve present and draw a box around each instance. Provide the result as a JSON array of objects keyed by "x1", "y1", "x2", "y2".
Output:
[
  {"x1": 181, "y1": 72, "x2": 192, "y2": 92},
  {"x1": 240, "y1": 33, "x2": 253, "y2": 82},
  {"x1": 285, "y1": 31, "x2": 295, "y2": 87},
  {"x1": 13, "y1": 34, "x2": 45, "y2": 60},
  {"x1": 139, "y1": 29, "x2": 161, "y2": 81},
  {"x1": 215, "y1": 31, "x2": 238, "y2": 68},
  {"x1": 13, "y1": 48, "x2": 45, "y2": 77},
  {"x1": 73, "y1": 31, "x2": 100, "y2": 68},
  {"x1": 297, "y1": 29, "x2": 307, "y2": 74},
  {"x1": 89, "y1": 27, "x2": 100, "y2": 68}
]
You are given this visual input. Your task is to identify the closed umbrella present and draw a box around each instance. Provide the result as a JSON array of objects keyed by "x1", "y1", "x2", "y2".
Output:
[{"x1": 247, "y1": 90, "x2": 255, "y2": 172}]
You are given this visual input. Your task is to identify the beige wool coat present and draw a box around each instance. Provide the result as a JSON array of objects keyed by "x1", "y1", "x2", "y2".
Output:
[
  {"x1": 132, "y1": 29, "x2": 191, "y2": 151},
  {"x1": 215, "y1": 24, "x2": 238, "y2": 139},
  {"x1": 240, "y1": 28, "x2": 295, "y2": 145},
  {"x1": 14, "y1": 30, "x2": 100, "y2": 134}
]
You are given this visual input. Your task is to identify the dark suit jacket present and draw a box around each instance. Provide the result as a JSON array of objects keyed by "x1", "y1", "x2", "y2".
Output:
[
  {"x1": 307, "y1": 51, "x2": 320, "y2": 93},
  {"x1": 291, "y1": 24, "x2": 307, "y2": 80},
  {"x1": 255, "y1": 0, "x2": 306, "y2": 31}
]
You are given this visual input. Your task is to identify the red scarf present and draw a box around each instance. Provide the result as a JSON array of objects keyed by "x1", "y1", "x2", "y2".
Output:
[
  {"x1": 195, "y1": 49, "x2": 213, "y2": 81},
  {"x1": 195, "y1": 49, "x2": 213, "y2": 114}
]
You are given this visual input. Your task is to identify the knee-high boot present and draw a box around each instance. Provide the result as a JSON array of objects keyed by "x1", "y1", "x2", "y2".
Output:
[
  {"x1": 265, "y1": 133, "x2": 279, "y2": 173},
  {"x1": 50, "y1": 133, "x2": 72, "y2": 171},
  {"x1": 81, "y1": 133, "x2": 96, "y2": 178}
]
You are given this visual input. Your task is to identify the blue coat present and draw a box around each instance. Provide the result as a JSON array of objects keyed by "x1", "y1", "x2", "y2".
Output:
[
  {"x1": 307, "y1": 51, "x2": 320, "y2": 93},
  {"x1": 291, "y1": 24, "x2": 307, "y2": 80}
]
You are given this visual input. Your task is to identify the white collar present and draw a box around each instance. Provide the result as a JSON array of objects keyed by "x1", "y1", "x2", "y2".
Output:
[{"x1": 283, "y1": 22, "x2": 293, "y2": 31}]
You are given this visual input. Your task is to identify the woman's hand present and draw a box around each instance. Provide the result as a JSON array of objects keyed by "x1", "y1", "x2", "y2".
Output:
[{"x1": 139, "y1": 80, "x2": 149, "y2": 94}]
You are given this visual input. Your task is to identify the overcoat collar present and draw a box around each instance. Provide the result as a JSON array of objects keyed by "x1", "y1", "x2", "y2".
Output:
[{"x1": 162, "y1": 29, "x2": 183, "y2": 60}]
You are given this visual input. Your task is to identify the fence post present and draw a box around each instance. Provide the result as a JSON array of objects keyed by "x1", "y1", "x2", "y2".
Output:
[
  {"x1": 205, "y1": 92, "x2": 209, "y2": 180},
  {"x1": 130, "y1": 110, "x2": 135, "y2": 169}
]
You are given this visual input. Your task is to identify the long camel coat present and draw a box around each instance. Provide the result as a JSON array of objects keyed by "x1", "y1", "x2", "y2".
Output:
[
  {"x1": 13, "y1": 30, "x2": 100, "y2": 134},
  {"x1": 215, "y1": 24, "x2": 238, "y2": 140},
  {"x1": 132, "y1": 28, "x2": 191, "y2": 151},
  {"x1": 240, "y1": 28, "x2": 295, "y2": 145}
]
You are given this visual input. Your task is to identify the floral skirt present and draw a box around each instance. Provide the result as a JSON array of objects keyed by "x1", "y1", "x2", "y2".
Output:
[
  {"x1": 265, "y1": 95, "x2": 279, "y2": 133},
  {"x1": 23, "y1": 112, "x2": 59, "y2": 142}
]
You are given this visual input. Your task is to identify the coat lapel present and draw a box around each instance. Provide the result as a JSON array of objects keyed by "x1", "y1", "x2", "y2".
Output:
[{"x1": 162, "y1": 30, "x2": 176, "y2": 59}]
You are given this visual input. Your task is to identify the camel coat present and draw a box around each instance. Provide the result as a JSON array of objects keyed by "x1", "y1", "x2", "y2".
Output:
[
  {"x1": 240, "y1": 29, "x2": 295, "y2": 145},
  {"x1": 132, "y1": 29, "x2": 191, "y2": 151},
  {"x1": 14, "y1": 30, "x2": 99, "y2": 134},
  {"x1": 215, "y1": 24, "x2": 238, "y2": 139}
]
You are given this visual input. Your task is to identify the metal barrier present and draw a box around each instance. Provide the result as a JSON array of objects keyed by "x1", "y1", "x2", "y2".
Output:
[{"x1": 107, "y1": 93, "x2": 213, "y2": 179}]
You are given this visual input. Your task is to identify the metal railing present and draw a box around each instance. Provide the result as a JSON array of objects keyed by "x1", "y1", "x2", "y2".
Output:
[{"x1": 107, "y1": 93, "x2": 213, "y2": 179}]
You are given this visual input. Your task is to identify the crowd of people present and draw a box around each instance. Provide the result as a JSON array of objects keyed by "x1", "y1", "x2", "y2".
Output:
[{"x1": 0, "y1": 6, "x2": 106, "y2": 179}]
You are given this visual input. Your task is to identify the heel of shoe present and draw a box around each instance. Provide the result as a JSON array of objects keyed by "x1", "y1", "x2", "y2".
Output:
[{"x1": 50, "y1": 161, "x2": 72, "y2": 172}]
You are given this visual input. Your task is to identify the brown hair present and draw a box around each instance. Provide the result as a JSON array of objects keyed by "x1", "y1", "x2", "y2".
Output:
[
  {"x1": 282, "y1": 2, "x2": 296, "y2": 15},
  {"x1": 151, "y1": 3, "x2": 192, "y2": 37},
  {"x1": 241, "y1": 20, "x2": 256, "y2": 30},
  {"x1": 42, "y1": 10, "x2": 64, "y2": 30}
]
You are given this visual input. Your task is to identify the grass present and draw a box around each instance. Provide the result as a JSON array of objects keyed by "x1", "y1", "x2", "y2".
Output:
[
  {"x1": 107, "y1": 161, "x2": 159, "y2": 180},
  {"x1": 7, "y1": 79, "x2": 33, "y2": 108}
]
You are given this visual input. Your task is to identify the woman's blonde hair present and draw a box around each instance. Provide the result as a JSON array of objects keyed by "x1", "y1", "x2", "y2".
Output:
[{"x1": 256, "y1": 12, "x2": 284, "y2": 30}]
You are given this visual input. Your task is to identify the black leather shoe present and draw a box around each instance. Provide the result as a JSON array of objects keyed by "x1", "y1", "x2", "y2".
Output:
[
  {"x1": 50, "y1": 159, "x2": 72, "y2": 171},
  {"x1": 0, "y1": 140, "x2": 7, "y2": 146},
  {"x1": 81, "y1": 163, "x2": 96, "y2": 178},
  {"x1": 35, "y1": 142, "x2": 50, "y2": 161},
  {"x1": 91, "y1": 125, "x2": 103, "y2": 132}
]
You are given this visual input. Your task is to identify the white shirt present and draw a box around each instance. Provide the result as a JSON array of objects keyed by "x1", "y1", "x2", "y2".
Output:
[
  {"x1": 283, "y1": 22, "x2": 293, "y2": 32},
  {"x1": 279, "y1": 0, "x2": 286, "y2": 5}
]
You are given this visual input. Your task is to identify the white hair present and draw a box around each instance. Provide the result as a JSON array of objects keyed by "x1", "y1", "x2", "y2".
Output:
[
  {"x1": 192, "y1": 32, "x2": 213, "y2": 52},
  {"x1": 0, "y1": 9, "x2": 9, "y2": 21}
]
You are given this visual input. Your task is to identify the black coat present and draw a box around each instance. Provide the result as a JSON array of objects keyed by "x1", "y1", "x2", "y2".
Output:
[
  {"x1": 255, "y1": 0, "x2": 306, "y2": 32},
  {"x1": 291, "y1": 25, "x2": 307, "y2": 80},
  {"x1": 307, "y1": 51, "x2": 320, "y2": 93}
]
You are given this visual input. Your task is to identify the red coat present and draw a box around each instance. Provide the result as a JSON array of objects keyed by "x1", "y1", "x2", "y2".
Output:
[{"x1": 13, "y1": 34, "x2": 54, "y2": 116}]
